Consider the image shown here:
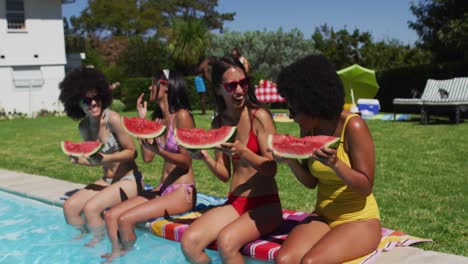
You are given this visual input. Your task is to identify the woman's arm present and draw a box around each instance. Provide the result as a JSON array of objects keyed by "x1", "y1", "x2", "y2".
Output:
[
  {"x1": 192, "y1": 116, "x2": 231, "y2": 182},
  {"x1": 312, "y1": 116, "x2": 375, "y2": 195},
  {"x1": 99, "y1": 111, "x2": 138, "y2": 164}
]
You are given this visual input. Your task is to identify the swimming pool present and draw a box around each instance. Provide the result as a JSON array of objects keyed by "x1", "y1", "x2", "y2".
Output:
[{"x1": 0, "y1": 191, "x2": 266, "y2": 264}]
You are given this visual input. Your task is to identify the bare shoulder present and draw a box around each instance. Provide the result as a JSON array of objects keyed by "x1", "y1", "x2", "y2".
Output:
[
  {"x1": 106, "y1": 110, "x2": 123, "y2": 127},
  {"x1": 175, "y1": 109, "x2": 192, "y2": 121},
  {"x1": 343, "y1": 113, "x2": 371, "y2": 139},
  {"x1": 252, "y1": 108, "x2": 273, "y2": 126},
  {"x1": 346, "y1": 114, "x2": 368, "y2": 131}
]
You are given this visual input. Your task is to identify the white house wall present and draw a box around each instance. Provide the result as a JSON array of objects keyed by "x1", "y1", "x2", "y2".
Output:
[
  {"x1": 0, "y1": 66, "x2": 64, "y2": 115},
  {"x1": 0, "y1": 0, "x2": 67, "y2": 116}
]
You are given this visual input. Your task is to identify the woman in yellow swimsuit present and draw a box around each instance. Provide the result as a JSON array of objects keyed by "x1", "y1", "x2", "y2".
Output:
[{"x1": 273, "y1": 54, "x2": 381, "y2": 263}]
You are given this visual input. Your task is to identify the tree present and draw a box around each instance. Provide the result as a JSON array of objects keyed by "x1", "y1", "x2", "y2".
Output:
[
  {"x1": 409, "y1": 0, "x2": 468, "y2": 62},
  {"x1": 312, "y1": 24, "x2": 430, "y2": 71},
  {"x1": 70, "y1": 0, "x2": 234, "y2": 37},
  {"x1": 208, "y1": 28, "x2": 317, "y2": 80},
  {"x1": 166, "y1": 17, "x2": 211, "y2": 74}
]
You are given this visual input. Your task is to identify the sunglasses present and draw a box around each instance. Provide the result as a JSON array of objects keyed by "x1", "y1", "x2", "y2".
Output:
[
  {"x1": 81, "y1": 95, "x2": 100, "y2": 106},
  {"x1": 222, "y1": 77, "x2": 249, "y2": 93}
]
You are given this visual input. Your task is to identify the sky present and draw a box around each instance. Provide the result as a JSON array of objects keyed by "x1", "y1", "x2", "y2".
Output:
[{"x1": 62, "y1": 0, "x2": 419, "y2": 45}]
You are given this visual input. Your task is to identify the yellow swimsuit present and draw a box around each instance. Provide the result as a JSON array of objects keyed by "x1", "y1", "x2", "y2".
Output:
[{"x1": 308, "y1": 114, "x2": 380, "y2": 228}]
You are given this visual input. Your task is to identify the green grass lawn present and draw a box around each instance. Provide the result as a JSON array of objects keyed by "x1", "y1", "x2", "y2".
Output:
[{"x1": 0, "y1": 111, "x2": 467, "y2": 256}]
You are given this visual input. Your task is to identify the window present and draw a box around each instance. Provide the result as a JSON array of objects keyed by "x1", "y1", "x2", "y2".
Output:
[
  {"x1": 12, "y1": 66, "x2": 44, "y2": 88},
  {"x1": 6, "y1": 0, "x2": 25, "y2": 30}
]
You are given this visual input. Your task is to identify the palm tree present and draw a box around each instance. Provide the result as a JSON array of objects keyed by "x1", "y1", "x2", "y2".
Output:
[{"x1": 166, "y1": 17, "x2": 211, "y2": 74}]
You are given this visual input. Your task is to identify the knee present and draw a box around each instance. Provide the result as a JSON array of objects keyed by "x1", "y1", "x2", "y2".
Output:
[
  {"x1": 301, "y1": 253, "x2": 324, "y2": 264},
  {"x1": 63, "y1": 198, "x2": 82, "y2": 215},
  {"x1": 275, "y1": 251, "x2": 299, "y2": 264},
  {"x1": 180, "y1": 229, "x2": 201, "y2": 256},
  {"x1": 103, "y1": 208, "x2": 119, "y2": 224},
  {"x1": 216, "y1": 228, "x2": 240, "y2": 258},
  {"x1": 117, "y1": 212, "x2": 135, "y2": 229},
  {"x1": 82, "y1": 201, "x2": 101, "y2": 219}
]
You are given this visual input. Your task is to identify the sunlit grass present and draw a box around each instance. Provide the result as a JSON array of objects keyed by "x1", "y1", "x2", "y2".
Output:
[{"x1": 0, "y1": 111, "x2": 466, "y2": 256}]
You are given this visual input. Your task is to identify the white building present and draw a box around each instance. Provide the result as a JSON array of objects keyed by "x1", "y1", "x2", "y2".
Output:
[{"x1": 0, "y1": 0, "x2": 74, "y2": 116}]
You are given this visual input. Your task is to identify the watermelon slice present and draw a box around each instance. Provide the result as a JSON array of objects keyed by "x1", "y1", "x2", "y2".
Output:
[
  {"x1": 61, "y1": 141, "x2": 103, "y2": 157},
  {"x1": 268, "y1": 134, "x2": 340, "y2": 159},
  {"x1": 122, "y1": 117, "x2": 166, "y2": 138},
  {"x1": 175, "y1": 126, "x2": 237, "y2": 149}
]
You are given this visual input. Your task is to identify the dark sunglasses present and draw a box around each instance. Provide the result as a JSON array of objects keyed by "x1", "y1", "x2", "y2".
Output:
[
  {"x1": 222, "y1": 77, "x2": 249, "y2": 93},
  {"x1": 81, "y1": 95, "x2": 100, "y2": 106}
]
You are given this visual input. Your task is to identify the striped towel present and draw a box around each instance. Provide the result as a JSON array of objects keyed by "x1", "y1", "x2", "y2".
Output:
[{"x1": 147, "y1": 196, "x2": 431, "y2": 263}]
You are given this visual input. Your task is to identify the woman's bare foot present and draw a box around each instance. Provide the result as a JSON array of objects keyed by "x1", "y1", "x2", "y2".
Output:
[
  {"x1": 85, "y1": 226, "x2": 105, "y2": 247},
  {"x1": 101, "y1": 250, "x2": 127, "y2": 263}
]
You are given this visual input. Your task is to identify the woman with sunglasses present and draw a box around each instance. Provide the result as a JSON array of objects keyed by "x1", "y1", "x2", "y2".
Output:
[
  {"x1": 101, "y1": 69, "x2": 196, "y2": 262},
  {"x1": 273, "y1": 54, "x2": 381, "y2": 263},
  {"x1": 58, "y1": 67, "x2": 143, "y2": 247},
  {"x1": 181, "y1": 56, "x2": 282, "y2": 264}
]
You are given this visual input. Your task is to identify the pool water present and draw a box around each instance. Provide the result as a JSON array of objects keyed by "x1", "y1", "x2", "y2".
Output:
[{"x1": 0, "y1": 191, "x2": 266, "y2": 264}]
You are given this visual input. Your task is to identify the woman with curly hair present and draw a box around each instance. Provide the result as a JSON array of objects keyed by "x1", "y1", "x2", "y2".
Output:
[
  {"x1": 181, "y1": 56, "x2": 282, "y2": 264},
  {"x1": 59, "y1": 67, "x2": 143, "y2": 247},
  {"x1": 101, "y1": 69, "x2": 197, "y2": 262},
  {"x1": 273, "y1": 54, "x2": 381, "y2": 263}
]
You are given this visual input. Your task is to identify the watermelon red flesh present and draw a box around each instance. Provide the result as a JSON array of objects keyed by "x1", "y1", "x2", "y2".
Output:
[
  {"x1": 61, "y1": 141, "x2": 103, "y2": 157},
  {"x1": 175, "y1": 126, "x2": 236, "y2": 149},
  {"x1": 268, "y1": 134, "x2": 340, "y2": 159},
  {"x1": 122, "y1": 117, "x2": 166, "y2": 138}
]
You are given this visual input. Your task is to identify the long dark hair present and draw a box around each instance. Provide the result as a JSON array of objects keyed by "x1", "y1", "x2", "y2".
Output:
[
  {"x1": 151, "y1": 69, "x2": 192, "y2": 120},
  {"x1": 211, "y1": 56, "x2": 262, "y2": 114}
]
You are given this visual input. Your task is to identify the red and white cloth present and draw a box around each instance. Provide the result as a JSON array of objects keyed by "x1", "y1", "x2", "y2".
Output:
[{"x1": 255, "y1": 80, "x2": 286, "y2": 103}]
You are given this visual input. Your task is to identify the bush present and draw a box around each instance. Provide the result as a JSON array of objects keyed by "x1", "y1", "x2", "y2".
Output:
[{"x1": 110, "y1": 99, "x2": 126, "y2": 112}]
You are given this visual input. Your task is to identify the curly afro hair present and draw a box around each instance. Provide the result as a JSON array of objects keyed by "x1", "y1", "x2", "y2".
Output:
[
  {"x1": 59, "y1": 67, "x2": 112, "y2": 120},
  {"x1": 276, "y1": 54, "x2": 344, "y2": 120}
]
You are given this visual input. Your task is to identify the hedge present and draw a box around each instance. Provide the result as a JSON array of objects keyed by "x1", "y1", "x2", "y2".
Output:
[{"x1": 376, "y1": 61, "x2": 468, "y2": 112}]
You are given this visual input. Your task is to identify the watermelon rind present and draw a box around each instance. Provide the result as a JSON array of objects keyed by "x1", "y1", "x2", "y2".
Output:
[
  {"x1": 175, "y1": 126, "x2": 237, "y2": 149},
  {"x1": 268, "y1": 134, "x2": 340, "y2": 160},
  {"x1": 324, "y1": 137, "x2": 340, "y2": 149},
  {"x1": 122, "y1": 117, "x2": 166, "y2": 139},
  {"x1": 61, "y1": 141, "x2": 103, "y2": 157}
]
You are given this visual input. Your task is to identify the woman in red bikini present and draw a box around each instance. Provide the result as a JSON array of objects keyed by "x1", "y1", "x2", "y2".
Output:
[
  {"x1": 101, "y1": 69, "x2": 196, "y2": 262},
  {"x1": 181, "y1": 56, "x2": 282, "y2": 264}
]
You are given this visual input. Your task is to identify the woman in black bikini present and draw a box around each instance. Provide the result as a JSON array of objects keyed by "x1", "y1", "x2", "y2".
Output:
[{"x1": 59, "y1": 67, "x2": 143, "y2": 247}]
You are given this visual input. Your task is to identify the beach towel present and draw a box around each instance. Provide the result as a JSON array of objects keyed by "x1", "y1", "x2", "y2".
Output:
[{"x1": 148, "y1": 194, "x2": 431, "y2": 263}]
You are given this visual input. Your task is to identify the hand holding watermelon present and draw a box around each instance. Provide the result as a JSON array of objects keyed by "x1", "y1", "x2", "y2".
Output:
[
  {"x1": 61, "y1": 141, "x2": 104, "y2": 166},
  {"x1": 139, "y1": 138, "x2": 161, "y2": 154},
  {"x1": 310, "y1": 146, "x2": 338, "y2": 168},
  {"x1": 219, "y1": 140, "x2": 245, "y2": 158}
]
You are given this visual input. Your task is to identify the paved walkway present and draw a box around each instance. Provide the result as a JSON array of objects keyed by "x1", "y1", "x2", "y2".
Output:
[{"x1": 0, "y1": 168, "x2": 466, "y2": 263}]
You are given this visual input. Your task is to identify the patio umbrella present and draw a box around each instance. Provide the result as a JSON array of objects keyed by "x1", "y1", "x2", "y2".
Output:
[{"x1": 337, "y1": 64, "x2": 379, "y2": 104}]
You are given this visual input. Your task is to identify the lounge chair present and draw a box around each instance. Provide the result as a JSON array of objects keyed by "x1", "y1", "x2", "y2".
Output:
[
  {"x1": 420, "y1": 77, "x2": 468, "y2": 124},
  {"x1": 393, "y1": 79, "x2": 451, "y2": 124}
]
